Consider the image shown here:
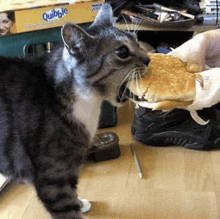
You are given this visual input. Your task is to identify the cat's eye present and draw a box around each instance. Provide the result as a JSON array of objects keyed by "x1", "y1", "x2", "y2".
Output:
[{"x1": 115, "y1": 46, "x2": 130, "y2": 59}]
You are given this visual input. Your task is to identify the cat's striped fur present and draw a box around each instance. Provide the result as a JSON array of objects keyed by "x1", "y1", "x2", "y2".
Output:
[{"x1": 0, "y1": 4, "x2": 149, "y2": 219}]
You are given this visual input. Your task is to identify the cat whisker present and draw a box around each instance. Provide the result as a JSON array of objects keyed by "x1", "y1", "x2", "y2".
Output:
[
  {"x1": 119, "y1": 71, "x2": 133, "y2": 88},
  {"x1": 132, "y1": 69, "x2": 137, "y2": 89},
  {"x1": 129, "y1": 76, "x2": 138, "y2": 107},
  {"x1": 137, "y1": 19, "x2": 143, "y2": 33},
  {"x1": 117, "y1": 66, "x2": 146, "y2": 104},
  {"x1": 117, "y1": 71, "x2": 133, "y2": 101},
  {"x1": 134, "y1": 69, "x2": 140, "y2": 95},
  {"x1": 112, "y1": 1, "x2": 127, "y2": 14},
  {"x1": 136, "y1": 70, "x2": 139, "y2": 92},
  {"x1": 131, "y1": 16, "x2": 137, "y2": 34},
  {"x1": 101, "y1": 24, "x2": 118, "y2": 38},
  {"x1": 138, "y1": 69, "x2": 143, "y2": 93},
  {"x1": 128, "y1": 73, "x2": 138, "y2": 106},
  {"x1": 121, "y1": 82, "x2": 131, "y2": 102},
  {"x1": 133, "y1": 19, "x2": 138, "y2": 34},
  {"x1": 129, "y1": 67, "x2": 145, "y2": 75},
  {"x1": 138, "y1": 68, "x2": 143, "y2": 81},
  {"x1": 117, "y1": 68, "x2": 141, "y2": 104},
  {"x1": 121, "y1": 14, "x2": 131, "y2": 33},
  {"x1": 130, "y1": 67, "x2": 145, "y2": 102},
  {"x1": 130, "y1": 69, "x2": 139, "y2": 91},
  {"x1": 133, "y1": 18, "x2": 142, "y2": 35}
]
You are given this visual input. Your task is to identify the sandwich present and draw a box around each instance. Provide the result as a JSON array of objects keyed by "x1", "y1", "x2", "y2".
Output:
[
  {"x1": 127, "y1": 53, "x2": 196, "y2": 111},
  {"x1": 127, "y1": 53, "x2": 215, "y2": 125}
]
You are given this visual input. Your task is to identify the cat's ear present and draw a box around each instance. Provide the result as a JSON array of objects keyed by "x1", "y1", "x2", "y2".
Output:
[
  {"x1": 61, "y1": 22, "x2": 93, "y2": 56},
  {"x1": 92, "y1": 3, "x2": 115, "y2": 27}
]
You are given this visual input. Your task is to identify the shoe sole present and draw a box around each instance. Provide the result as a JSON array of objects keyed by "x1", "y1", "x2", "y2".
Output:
[{"x1": 132, "y1": 128, "x2": 220, "y2": 150}]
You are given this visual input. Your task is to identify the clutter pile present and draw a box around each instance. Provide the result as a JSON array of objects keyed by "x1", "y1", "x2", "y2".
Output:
[{"x1": 107, "y1": 1, "x2": 204, "y2": 29}]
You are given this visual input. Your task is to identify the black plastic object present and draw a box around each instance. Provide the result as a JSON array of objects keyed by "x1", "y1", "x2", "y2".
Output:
[
  {"x1": 87, "y1": 132, "x2": 120, "y2": 162},
  {"x1": 131, "y1": 106, "x2": 220, "y2": 150},
  {"x1": 99, "y1": 101, "x2": 117, "y2": 128}
]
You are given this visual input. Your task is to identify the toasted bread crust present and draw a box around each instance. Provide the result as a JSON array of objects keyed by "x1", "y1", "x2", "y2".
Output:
[{"x1": 153, "y1": 100, "x2": 194, "y2": 110}]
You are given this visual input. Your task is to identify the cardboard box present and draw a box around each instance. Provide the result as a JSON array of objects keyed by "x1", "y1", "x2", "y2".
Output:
[{"x1": 0, "y1": 0, "x2": 103, "y2": 35}]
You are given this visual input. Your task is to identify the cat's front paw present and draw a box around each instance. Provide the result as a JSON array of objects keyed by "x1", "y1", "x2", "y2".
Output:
[{"x1": 79, "y1": 199, "x2": 91, "y2": 213}]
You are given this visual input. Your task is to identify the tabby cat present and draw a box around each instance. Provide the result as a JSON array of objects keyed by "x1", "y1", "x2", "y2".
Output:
[{"x1": 0, "y1": 3, "x2": 149, "y2": 219}]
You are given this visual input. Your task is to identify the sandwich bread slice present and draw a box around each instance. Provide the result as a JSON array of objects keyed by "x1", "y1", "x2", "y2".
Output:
[
  {"x1": 127, "y1": 53, "x2": 196, "y2": 111},
  {"x1": 127, "y1": 53, "x2": 216, "y2": 125}
]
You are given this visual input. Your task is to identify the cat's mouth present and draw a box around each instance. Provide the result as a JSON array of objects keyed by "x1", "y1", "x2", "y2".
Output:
[
  {"x1": 119, "y1": 86, "x2": 147, "y2": 103},
  {"x1": 117, "y1": 82, "x2": 129, "y2": 103},
  {"x1": 117, "y1": 66, "x2": 148, "y2": 103},
  {"x1": 117, "y1": 84, "x2": 146, "y2": 103}
]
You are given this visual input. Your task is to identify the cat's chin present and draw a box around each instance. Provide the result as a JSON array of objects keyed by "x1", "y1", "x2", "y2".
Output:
[
  {"x1": 116, "y1": 95, "x2": 128, "y2": 104},
  {"x1": 105, "y1": 97, "x2": 128, "y2": 108}
]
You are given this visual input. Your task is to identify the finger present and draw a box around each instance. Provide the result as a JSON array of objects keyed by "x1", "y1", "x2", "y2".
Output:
[
  {"x1": 186, "y1": 34, "x2": 208, "y2": 72},
  {"x1": 169, "y1": 35, "x2": 207, "y2": 72},
  {"x1": 169, "y1": 40, "x2": 204, "y2": 72},
  {"x1": 169, "y1": 30, "x2": 220, "y2": 73},
  {"x1": 186, "y1": 30, "x2": 220, "y2": 71}
]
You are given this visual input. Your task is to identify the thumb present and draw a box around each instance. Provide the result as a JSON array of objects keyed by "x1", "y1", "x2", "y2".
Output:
[
  {"x1": 186, "y1": 54, "x2": 205, "y2": 73},
  {"x1": 185, "y1": 32, "x2": 214, "y2": 73},
  {"x1": 169, "y1": 33, "x2": 208, "y2": 73},
  {"x1": 186, "y1": 36, "x2": 207, "y2": 73}
]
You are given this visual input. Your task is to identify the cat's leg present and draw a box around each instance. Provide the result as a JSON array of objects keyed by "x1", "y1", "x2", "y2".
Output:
[{"x1": 34, "y1": 158, "x2": 85, "y2": 219}]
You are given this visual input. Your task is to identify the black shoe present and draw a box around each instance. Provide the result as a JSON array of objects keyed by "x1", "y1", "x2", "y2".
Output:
[{"x1": 131, "y1": 107, "x2": 220, "y2": 150}]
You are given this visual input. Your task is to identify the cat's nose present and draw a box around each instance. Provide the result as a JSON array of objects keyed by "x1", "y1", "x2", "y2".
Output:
[
  {"x1": 139, "y1": 50, "x2": 150, "y2": 66},
  {"x1": 143, "y1": 57, "x2": 150, "y2": 66}
]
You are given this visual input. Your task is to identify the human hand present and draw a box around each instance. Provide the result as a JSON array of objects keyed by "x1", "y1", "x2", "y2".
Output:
[
  {"x1": 169, "y1": 29, "x2": 220, "y2": 72},
  {"x1": 168, "y1": 30, "x2": 220, "y2": 124}
]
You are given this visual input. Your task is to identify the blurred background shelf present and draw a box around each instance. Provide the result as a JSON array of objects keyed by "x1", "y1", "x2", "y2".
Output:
[{"x1": 116, "y1": 23, "x2": 216, "y2": 32}]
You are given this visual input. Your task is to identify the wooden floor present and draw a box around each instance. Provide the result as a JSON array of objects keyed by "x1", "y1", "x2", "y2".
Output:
[{"x1": 0, "y1": 102, "x2": 219, "y2": 219}]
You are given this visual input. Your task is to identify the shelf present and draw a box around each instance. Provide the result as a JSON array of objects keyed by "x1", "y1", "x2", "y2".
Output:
[{"x1": 116, "y1": 23, "x2": 216, "y2": 32}]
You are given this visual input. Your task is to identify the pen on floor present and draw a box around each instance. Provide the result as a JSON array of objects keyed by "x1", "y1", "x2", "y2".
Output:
[{"x1": 130, "y1": 144, "x2": 143, "y2": 179}]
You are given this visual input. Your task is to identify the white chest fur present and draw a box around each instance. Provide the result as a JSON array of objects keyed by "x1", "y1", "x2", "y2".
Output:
[{"x1": 73, "y1": 92, "x2": 102, "y2": 141}]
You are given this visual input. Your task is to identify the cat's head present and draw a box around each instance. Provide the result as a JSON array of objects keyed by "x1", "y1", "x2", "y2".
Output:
[{"x1": 61, "y1": 3, "x2": 149, "y2": 106}]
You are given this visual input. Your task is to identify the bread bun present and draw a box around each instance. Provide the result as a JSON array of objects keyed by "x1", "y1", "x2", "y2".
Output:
[{"x1": 128, "y1": 53, "x2": 196, "y2": 110}]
